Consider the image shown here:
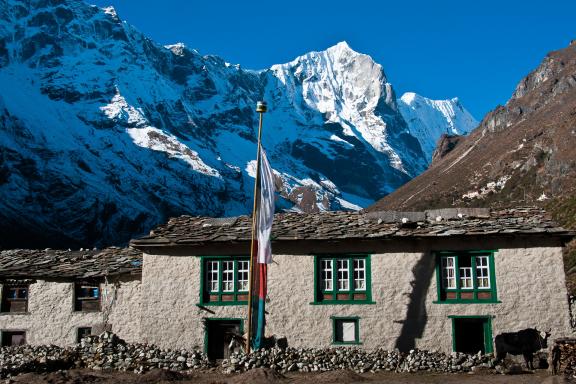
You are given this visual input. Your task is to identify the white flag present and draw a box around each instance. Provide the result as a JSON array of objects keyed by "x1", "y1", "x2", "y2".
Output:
[{"x1": 257, "y1": 149, "x2": 275, "y2": 264}]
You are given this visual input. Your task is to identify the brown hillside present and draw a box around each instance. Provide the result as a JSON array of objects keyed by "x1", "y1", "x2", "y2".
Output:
[{"x1": 368, "y1": 41, "x2": 576, "y2": 291}]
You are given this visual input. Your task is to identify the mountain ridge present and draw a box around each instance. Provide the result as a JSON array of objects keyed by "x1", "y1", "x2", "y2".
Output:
[
  {"x1": 0, "y1": 0, "x2": 476, "y2": 248},
  {"x1": 368, "y1": 41, "x2": 576, "y2": 213}
]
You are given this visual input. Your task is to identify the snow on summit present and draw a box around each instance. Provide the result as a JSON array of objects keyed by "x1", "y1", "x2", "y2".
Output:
[
  {"x1": 398, "y1": 92, "x2": 479, "y2": 161},
  {"x1": 0, "y1": 2, "x2": 476, "y2": 247}
]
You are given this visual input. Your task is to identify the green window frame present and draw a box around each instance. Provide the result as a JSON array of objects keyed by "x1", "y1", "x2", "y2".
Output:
[
  {"x1": 312, "y1": 255, "x2": 374, "y2": 305},
  {"x1": 331, "y1": 316, "x2": 361, "y2": 345},
  {"x1": 199, "y1": 256, "x2": 249, "y2": 306},
  {"x1": 434, "y1": 250, "x2": 499, "y2": 304}
]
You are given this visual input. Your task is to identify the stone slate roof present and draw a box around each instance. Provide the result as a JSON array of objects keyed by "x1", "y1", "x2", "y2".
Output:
[
  {"x1": 131, "y1": 207, "x2": 574, "y2": 248},
  {"x1": 0, "y1": 247, "x2": 142, "y2": 279}
]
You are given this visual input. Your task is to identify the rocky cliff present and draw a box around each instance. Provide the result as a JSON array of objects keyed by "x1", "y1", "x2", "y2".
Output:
[
  {"x1": 0, "y1": 0, "x2": 476, "y2": 247},
  {"x1": 369, "y1": 41, "x2": 576, "y2": 212}
]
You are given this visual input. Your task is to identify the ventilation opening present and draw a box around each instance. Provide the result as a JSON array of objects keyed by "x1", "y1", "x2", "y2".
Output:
[{"x1": 2, "y1": 331, "x2": 26, "y2": 346}]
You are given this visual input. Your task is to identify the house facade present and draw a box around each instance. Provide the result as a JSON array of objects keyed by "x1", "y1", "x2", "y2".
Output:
[
  {"x1": 0, "y1": 208, "x2": 573, "y2": 359},
  {"x1": 132, "y1": 207, "x2": 575, "y2": 358},
  {"x1": 0, "y1": 248, "x2": 141, "y2": 346}
]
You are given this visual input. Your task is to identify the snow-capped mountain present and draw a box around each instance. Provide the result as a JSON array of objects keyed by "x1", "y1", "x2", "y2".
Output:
[
  {"x1": 0, "y1": 0, "x2": 476, "y2": 247},
  {"x1": 397, "y1": 92, "x2": 478, "y2": 161}
]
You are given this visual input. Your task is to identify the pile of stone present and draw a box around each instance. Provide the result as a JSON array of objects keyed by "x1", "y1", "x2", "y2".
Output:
[
  {"x1": 0, "y1": 332, "x2": 502, "y2": 378},
  {"x1": 553, "y1": 338, "x2": 576, "y2": 376},
  {"x1": 0, "y1": 345, "x2": 78, "y2": 378},
  {"x1": 76, "y1": 332, "x2": 211, "y2": 373},
  {"x1": 221, "y1": 347, "x2": 494, "y2": 374},
  {"x1": 0, "y1": 332, "x2": 211, "y2": 379}
]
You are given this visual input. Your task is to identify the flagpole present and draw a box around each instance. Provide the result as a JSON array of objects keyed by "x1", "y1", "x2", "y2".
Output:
[{"x1": 246, "y1": 100, "x2": 267, "y2": 353}]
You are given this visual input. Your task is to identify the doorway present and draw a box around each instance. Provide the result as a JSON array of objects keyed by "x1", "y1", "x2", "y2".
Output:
[
  {"x1": 451, "y1": 316, "x2": 493, "y2": 354},
  {"x1": 205, "y1": 319, "x2": 243, "y2": 360}
]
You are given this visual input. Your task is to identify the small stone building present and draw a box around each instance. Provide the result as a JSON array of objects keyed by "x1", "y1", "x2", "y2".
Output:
[
  {"x1": 0, "y1": 207, "x2": 573, "y2": 360},
  {"x1": 0, "y1": 248, "x2": 141, "y2": 346},
  {"x1": 131, "y1": 207, "x2": 574, "y2": 359}
]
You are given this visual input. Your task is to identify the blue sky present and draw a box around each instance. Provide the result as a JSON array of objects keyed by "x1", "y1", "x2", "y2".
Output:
[{"x1": 90, "y1": 0, "x2": 575, "y2": 120}]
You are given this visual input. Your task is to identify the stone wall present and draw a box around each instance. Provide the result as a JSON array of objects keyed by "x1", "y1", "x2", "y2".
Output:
[
  {"x1": 141, "y1": 242, "x2": 572, "y2": 353},
  {"x1": 140, "y1": 253, "x2": 246, "y2": 350},
  {"x1": 0, "y1": 276, "x2": 141, "y2": 346},
  {"x1": 2, "y1": 241, "x2": 568, "y2": 351}
]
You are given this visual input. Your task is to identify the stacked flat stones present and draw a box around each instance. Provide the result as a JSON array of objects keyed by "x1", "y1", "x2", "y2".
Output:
[
  {"x1": 0, "y1": 332, "x2": 210, "y2": 379},
  {"x1": 0, "y1": 332, "x2": 502, "y2": 378},
  {"x1": 221, "y1": 347, "x2": 493, "y2": 374},
  {"x1": 0, "y1": 345, "x2": 77, "y2": 378},
  {"x1": 553, "y1": 338, "x2": 576, "y2": 377},
  {"x1": 0, "y1": 247, "x2": 141, "y2": 279},
  {"x1": 77, "y1": 332, "x2": 210, "y2": 374},
  {"x1": 133, "y1": 206, "x2": 572, "y2": 247}
]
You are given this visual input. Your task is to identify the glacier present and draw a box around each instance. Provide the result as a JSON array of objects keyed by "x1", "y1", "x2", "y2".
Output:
[
  {"x1": 397, "y1": 92, "x2": 478, "y2": 161},
  {"x1": 0, "y1": 0, "x2": 477, "y2": 247}
]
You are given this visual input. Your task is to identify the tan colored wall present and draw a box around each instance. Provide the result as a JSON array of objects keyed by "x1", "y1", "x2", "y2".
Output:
[
  {"x1": 0, "y1": 277, "x2": 141, "y2": 346},
  {"x1": 142, "y1": 245, "x2": 572, "y2": 353}
]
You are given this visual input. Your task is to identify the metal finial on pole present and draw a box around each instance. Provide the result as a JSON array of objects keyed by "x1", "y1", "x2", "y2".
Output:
[{"x1": 246, "y1": 101, "x2": 267, "y2": 353}]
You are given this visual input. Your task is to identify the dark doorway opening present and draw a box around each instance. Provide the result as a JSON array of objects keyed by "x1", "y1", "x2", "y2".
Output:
[
  {"x1": 205, "y1": 319, "x2": 243, "y2": 360},
  {"x1": 452, "y1": 317, "x2": 492, "y2": 354}
]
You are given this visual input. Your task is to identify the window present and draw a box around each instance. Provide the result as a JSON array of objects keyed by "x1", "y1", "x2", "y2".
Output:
[
  {"x1": 200, "y1": 257, "x2": 249, "y2": 305},
  {"x1": 74, "y1": 282, "x2": 101, "y2": 312},
  {"x1": 436, "y1": 251, "x2": 498, "y2": 303},
  {"x1": 1, "y1": 331, "x2": 26, "y2": 346},
  {"x1": 332, "y1": 317, "x2": 360, "y2": 345},
  {"x1": 1, "y1": 284, "x2": 29, "y2": 313},
  {"x1": 77, "y1": 327, "x2": 92, "y2": 343},
  {"x1": 315, "y1": 255, "x2": 372, "y2": 304}
]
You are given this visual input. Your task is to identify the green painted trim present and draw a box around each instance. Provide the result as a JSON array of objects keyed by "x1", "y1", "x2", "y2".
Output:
[
  {"x1": 196, "y1": 302, "x2": 248, "y2": 307},
  {"x1": 450, "y1": 315, "x2": 493, "y2": 354},
  {"x1": 199, "y1": 256, "x2": 205, "y2": 306},
  {"x1": 434, "y1": 250, "x2": 499, "y2": 304},
  {"x1": 309, "y1": 301, "x2": 376, "y2": 305},
  {"x1": 485, "y1": 317, "x2": 494, "y2": 354},
  {"x1": 312, "y1": 254, "x2": 373, "y2": 304},
  {"x1": 198, "y1": 256, "x2": 249, "y2": 306},
  {"x1": 366, "y1": 256, "x2": 372, "y2": 302},
  {"x1": 488, "y1": 253, "x2": 499, "y2": 302},
  {"x1": 313, "y1": 255, "x2": 318, "y2": 304},
  {"x1": 203, "y1": 317, "x2": 244, "y2": 355},
  {"x1": 329, "y1": 316, "x2": 360, "y2": 319},
  {"x1": 331, "y1": 316, "x2": 361, "y2": 345},
  {"x1": 435, "y1": 253, "x2": 442, "y2": 303},
  {"x1": 434, "y1": 300, "x2": 502, "y2": 304}
]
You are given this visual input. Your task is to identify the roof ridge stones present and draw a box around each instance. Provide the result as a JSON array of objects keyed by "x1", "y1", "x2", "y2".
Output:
[
  {"x1": 1, "y1": 207, "x2": 572, "y2": 279},
  {"x1": 0, "y1": 247, "x2": 142, "y2": 279},
  {"x1": 131, "y1": 206, "x2": 573, "y2": 248}
]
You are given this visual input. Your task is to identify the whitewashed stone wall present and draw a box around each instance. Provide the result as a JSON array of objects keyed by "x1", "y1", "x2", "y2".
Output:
[
  {"x1": 2, "y1": 244, "x2": 567, "y2": 351},
  {"x1": 142, "y1": 245, "x2": 572, "y2": 353},
  {"x1": 0, "y1": 277, "x2": 141, "y2": 346},
  {"x1": 140, "y1": 253, "x2": 247, "y2": 350}
]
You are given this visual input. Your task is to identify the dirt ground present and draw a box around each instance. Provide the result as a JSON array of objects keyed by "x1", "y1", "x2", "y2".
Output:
[{"x1": 5, "y1": 368, "x2": 574, "y2": 384}]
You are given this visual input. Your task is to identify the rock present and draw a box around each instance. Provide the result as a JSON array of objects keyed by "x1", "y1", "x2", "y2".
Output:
[{"x1": 0, "y1": 331, "x2": 510, "y2": 378}]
